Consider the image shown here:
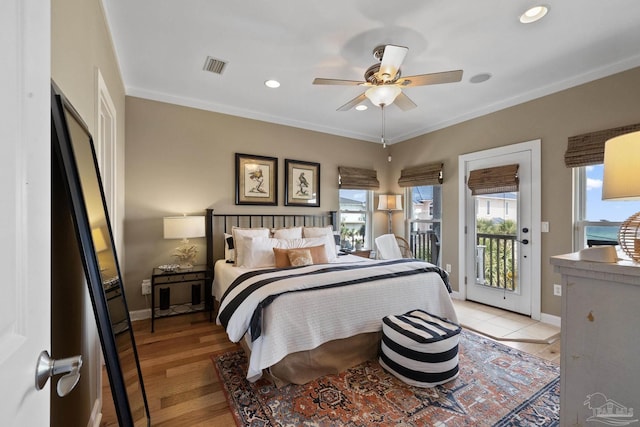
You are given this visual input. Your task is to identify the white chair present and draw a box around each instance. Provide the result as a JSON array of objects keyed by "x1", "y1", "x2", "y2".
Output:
[{"x1": 375, "y1": 234, "x2": 405, "y2": 259}]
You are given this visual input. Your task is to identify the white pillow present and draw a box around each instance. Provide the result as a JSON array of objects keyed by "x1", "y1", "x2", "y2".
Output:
[
  {"x1": 239, "y1": 236, "x2": 336, "y2": 268},
  {"x1": 232, "y1": 227, "x2": 270, "y2": 266},
  {"x1": 272, "y1": 227, "x2": 302, "y2": 239},
  {"x1": 240, "y1": 237, "x2": 281, "y2": 268},
  {"x1": 302, "y1": 225, "x2": 334, "y2": 238},
  {"x1": 303, "y1": 226, "x2": 337, "y2": 259}
]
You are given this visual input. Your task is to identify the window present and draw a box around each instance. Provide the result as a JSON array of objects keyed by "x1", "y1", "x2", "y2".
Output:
[
  {"x1": 574, "y1": 164, "x2": 640, "y2": 248},
  {"x1": 339, "y1": 189, "x2": 372, "y2": 250},
  {"x1": 407, "y1": 185, "x2": 442, "y2": 265}
]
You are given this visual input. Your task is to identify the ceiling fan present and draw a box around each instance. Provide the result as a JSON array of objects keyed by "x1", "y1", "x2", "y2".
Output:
[{"x1": 313, "y1": 44, "x2": 463, "y2": 111}]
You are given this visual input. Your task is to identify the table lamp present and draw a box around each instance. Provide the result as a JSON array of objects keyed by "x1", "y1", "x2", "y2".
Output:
[
  {"x1": 602, "y1": 130, "x2": 640, "y2": 261},
  {"x1": 163, "y1": 215, "x2": 205, "y2": 269}
]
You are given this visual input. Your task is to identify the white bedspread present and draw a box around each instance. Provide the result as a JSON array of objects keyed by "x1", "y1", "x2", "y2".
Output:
[{"x1": 213, "y1": 256, "x2": 458, "y2": 382}]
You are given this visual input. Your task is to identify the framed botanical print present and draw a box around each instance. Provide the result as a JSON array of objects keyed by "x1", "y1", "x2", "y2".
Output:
[
  {"x1": 284, "y1": 159, "x2": 320, "y2": 207},
  {"x1": 235, "y1": 153, "x2": 278, "y2": 205}
]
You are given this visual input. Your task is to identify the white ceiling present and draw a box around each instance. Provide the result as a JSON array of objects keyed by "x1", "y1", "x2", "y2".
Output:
[{"x1": 102, "y1": 0, "x2": 640, "y2": 144}]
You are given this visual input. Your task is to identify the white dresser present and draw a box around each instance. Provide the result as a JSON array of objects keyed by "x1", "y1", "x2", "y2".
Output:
[{"x1": 551, "y1": 253, "x2": 640, "y2": 426}]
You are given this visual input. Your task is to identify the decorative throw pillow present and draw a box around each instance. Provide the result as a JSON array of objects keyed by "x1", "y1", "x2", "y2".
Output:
[
  {"x1": 273, "y1": 244, "x2": 328, "y2": 267},
  {"x1": 287, "y1": 249, "x2": 313, "y2": 266},
  {"x1": 224, "y1": 233, "x2": 235, "y2": 261}
]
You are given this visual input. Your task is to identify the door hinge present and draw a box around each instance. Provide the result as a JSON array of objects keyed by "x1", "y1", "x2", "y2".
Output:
[
  {"x1": 464, "y1": 225, "x2": 467, "y2": 234},
  {"x1": 464, "y1": 276, "x2": 467, "y2": 285}
]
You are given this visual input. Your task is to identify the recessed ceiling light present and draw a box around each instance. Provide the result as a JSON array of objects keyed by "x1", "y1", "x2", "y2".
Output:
[
  {"x1": 470, "y1": 73, "x2": 492, "y2": 84},
  {"x1": 264, "y1": 80, "x2": 280, "y2": 88},
  {"x1": 355, "y1": 105, "x2": 368, "y2": 111},
  {"x1": 520, "y1": 5, "x2": 549, "y2": 24}
]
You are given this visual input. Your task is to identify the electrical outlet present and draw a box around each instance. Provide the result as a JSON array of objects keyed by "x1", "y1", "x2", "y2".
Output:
[
  {"x1": 553, "y1": 283, "x2": 562, "y2": 296},
  {"x1": 141, "y1": 280, "x2": 151, "y2": 295},
  {"x1": 445, "y1": 264, "x2": 452, "y2": 273}
]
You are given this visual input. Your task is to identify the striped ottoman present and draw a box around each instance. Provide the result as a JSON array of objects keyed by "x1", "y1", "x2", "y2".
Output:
[{"x1": 379, "y1": 309, "x2": 461, "y2": 387}]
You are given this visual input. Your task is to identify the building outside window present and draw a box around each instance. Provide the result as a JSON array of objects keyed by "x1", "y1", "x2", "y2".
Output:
[
  {"x1": 339, "y1": 189, "x2": 372, "y2": 250},
  {"x1": 574, "y1": 164, "x2": 640, "y2": 249},
  {"x1": 407, "y1": 185, "x2": 442, "y2": 265}
]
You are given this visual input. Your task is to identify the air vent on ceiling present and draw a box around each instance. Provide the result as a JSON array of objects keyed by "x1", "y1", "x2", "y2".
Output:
[{"x1": 203, "y1": 56, "x2": 227, "y2": 75}]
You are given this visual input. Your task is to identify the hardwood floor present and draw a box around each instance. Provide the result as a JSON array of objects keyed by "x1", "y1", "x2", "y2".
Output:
[
  {"x1": 101, "y1": 312, "x2": 239, "y2": 427},
  {"x1": 102, "y1": 307, "x2": 560, "y2": 426}
]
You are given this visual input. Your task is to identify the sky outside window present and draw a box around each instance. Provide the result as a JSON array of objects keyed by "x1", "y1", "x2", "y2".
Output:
[{"x1": 586, "y1": 164, "x2": 640, "y2": 221}]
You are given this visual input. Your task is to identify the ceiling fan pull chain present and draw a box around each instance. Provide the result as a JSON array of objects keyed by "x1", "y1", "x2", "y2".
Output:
[{"x1": 382, "y1": 105, "x2": 386, "y2": 148}]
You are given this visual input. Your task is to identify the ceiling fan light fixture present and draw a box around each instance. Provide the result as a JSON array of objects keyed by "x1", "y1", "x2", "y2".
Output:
[
  {"x1": 355, "y1": 105, "x2": 368, "y2": 111},
  {"x1": 365, "y1": 85, "x2": 402, "y2": 107},
  {"x1": 520, "y1": 5, "x2": 549, "y2": 24}
]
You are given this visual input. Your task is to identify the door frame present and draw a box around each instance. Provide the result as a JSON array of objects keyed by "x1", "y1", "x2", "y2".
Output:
[{"x1": 457, "y1": 139, "x2": 542, "y2": 320}]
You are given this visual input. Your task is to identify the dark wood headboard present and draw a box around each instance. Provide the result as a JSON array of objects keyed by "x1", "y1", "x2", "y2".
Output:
[{"x1": 205, "y1": 209, "x2": 337, "y2": 273}]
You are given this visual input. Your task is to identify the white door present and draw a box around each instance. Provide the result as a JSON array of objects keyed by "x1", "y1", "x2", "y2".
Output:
[
  {"x1": 0, "y1": 0, "x2": 51, "y2": 424},
  {"x1": 458, "y1": 140, "x2": 541, "y2": 318}
]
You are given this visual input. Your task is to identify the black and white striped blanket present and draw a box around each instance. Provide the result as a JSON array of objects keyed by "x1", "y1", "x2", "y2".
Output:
[{"x1": 217, "y1": 259, "x2": 451, "y2": 343}]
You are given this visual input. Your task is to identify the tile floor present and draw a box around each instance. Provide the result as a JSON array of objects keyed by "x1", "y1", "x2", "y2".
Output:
[{"x1": 452, "y1": 299, "x2": 561, "y2": 363}]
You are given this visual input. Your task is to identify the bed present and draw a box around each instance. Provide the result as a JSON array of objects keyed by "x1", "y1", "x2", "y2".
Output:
[{"x1": 205, "y1": 209, "x2": 458, "y2": 385}]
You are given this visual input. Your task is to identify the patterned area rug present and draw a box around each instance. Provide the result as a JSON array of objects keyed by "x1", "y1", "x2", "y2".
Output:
[{"x1": 212, "y1": 330, "x2": 560, "y2": 426}]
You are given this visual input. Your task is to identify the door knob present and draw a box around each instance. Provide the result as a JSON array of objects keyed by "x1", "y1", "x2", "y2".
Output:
[
  {"x1": 35, "y1": 351, "x2": 83, "y2": 397},
  {"x1": 520, "y1": 239, "x2": 529, "y2": 245}
]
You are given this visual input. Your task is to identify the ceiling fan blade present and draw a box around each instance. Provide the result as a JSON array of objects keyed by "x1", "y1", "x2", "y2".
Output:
[
  {"x1": 337, "y1": 93, "x2": 367, "y2": 111},
  {"x1": 313, "y1": 78, "x2": 364, "y2": 86},
  {"x1": 379, "y1": 45, "x2": 408, "y2": 82},
  {"x1": 394, "y1": 92, "x2": 417, "y2": 111},
  {"x1": 398, "y1": 70, "x2": 463, "y2": 87}
]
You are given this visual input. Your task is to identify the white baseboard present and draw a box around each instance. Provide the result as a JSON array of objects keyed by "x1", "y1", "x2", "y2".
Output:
[
  {"x1": 130, "y1": 308, "x2": 151, "y2": 321},
  {"x1": 450, "y1": 293, "x2": 561, "y2": 327},
  {"x1": 87, "y1": 399, "x2": 102, "y2": 427},
  {"x1": 540, "y1": 312, "x2": 561, "y2": 328}
]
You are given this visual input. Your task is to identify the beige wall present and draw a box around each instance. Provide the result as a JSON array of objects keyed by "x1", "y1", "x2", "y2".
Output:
[
  {"x1": 389, "y1": 66, "x2": 640, "y2": 317},
  {"x1": 51, "y1": 0, "x2": 125, "y2": 425},
  {"x1": 125, "y1": 67, "x2": 640, "y2": 319},
  {"x1": 124, "y1": 97, "x2": 389, "y2": 311}
]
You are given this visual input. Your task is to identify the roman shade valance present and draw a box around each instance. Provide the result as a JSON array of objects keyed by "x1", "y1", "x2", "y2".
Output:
[
  {"x1": 338, "y1": 166, "x2": 380, "y2": 190},
  {"x1": 564, "y1": 123, "x2": 640, "y2": 168},
  {"x1": 397, "y1": 162, "x2": 443, "y2": 187},
  {"x1": 467, "y1": 164, "x2": 519, "y2": 195}
]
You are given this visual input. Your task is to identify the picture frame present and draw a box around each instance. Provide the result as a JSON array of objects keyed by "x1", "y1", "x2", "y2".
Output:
[
  {"x1": 235, "y1": 153, "x2": 278, "y2": 205},
  {"x1": 285, "y1": 159, "x2": 320, "y2": 207}
]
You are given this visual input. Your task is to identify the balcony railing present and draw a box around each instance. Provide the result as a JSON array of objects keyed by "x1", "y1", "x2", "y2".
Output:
[
  {"x1": 476, "y1": 233, "x2": 517, "y2": 291},
  {"x1": 408, "y1": 231, "x2": 440, "y2": 265}
]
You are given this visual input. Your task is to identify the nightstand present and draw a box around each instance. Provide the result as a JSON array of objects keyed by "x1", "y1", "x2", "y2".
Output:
[
  {"x1": 352, "y1": 249, "x2": 373, "y2": 258},
  {"x1": 150, "y1": 265, "x2": 212, "y2": 332}
]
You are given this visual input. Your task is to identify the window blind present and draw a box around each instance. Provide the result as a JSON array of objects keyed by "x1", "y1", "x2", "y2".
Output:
[
  {"x1": 565, "y1": 123, "x2": 640, "y2": 168},
  {"x1": 338, "y1": 166, "x2": 380, "y2": 190},
  {"x1": 467, "y1": 164, "x2": 519, "y2": 195},
  {"x1": 397, "y1": 162, "x2": 443, "y2": 187}
]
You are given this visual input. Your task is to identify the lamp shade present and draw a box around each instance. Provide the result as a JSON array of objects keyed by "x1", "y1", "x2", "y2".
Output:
[
  {"x1": 602, "y1": 131, "x2": 640, "y2": 200},
  {"x1": 163, "y1": 216, "x2": 205, "y2": 239},
  {"x1": 378, "y1": 194, "x2": 403, "y2": 211},
  {"x1": 365, "y1": 85, "x2": 401, "y2": 107}
]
